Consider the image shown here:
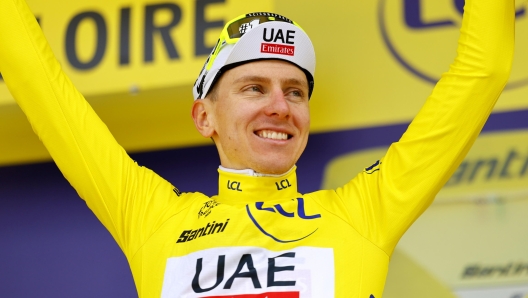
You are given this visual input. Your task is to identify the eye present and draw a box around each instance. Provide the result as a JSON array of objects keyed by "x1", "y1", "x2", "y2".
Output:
[
  {"x1": 291, "y1": 90, "x2": 302, "y2": 97},
  {"x1": 286, "y1": 89, "x2": 305, "y2": 101},
  {"x1": 244, "y1": 85, "x2": 262, "y2": 93}
]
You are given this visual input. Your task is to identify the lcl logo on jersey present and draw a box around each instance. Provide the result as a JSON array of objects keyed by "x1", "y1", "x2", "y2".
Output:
[
  {"x1": 246, "y1": 198, "x2": 321, "y2": 243},
  {"x1": 227, "y1": 180, "x2": 243, "y2": 192},
  {"x1": 378, "y1": 0, "x2": 528, "y2": 89}
]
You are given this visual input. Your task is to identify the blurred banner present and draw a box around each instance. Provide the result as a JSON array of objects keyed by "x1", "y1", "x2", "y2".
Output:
[
  {"x1": 0, "y1": 0, "x2": 273, "y2": 101},
  {"x1": 324, "y1": 129, "x2": 528, "y2": 297},
  {"x1": 1, "y1": 0, "x2": 528, "y2": 297}
]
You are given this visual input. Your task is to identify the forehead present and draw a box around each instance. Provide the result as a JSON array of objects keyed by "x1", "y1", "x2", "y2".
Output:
[{"x1": 221, "y1": 60, "x2": 309, "y2": 87}]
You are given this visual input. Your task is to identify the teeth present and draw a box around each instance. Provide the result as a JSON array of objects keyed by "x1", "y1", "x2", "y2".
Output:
[{"x1": 258, "y1": 130, "x2": 289, "y2": 140}]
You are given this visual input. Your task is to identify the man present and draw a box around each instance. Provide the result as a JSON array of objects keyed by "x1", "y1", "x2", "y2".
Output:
[{"x1": 0, "y1": 0, "x2": 514, "y2": 297}]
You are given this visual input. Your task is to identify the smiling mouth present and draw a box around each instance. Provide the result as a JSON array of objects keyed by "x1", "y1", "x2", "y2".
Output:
[{"x1": 256, "y1": 130, "x2": 292, "y2": 140}]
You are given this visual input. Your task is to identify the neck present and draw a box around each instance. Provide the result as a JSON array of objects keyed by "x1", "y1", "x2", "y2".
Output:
[{"x1": 218, "y1": 165, "x2": 295, "y2": 177}]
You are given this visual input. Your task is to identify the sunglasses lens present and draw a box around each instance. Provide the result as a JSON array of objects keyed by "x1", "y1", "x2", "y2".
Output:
[{"x1": 226, "y1": 14, "x2": 294, "y2": 40}]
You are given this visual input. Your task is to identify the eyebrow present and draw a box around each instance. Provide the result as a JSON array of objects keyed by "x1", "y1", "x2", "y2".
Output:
[
  {"x1": 233, "y1": 75, "x2": 270, "y2": 85},
  {"x1": 282, "y1": 78, "x2": 309, "y2": 89},
  {"x1": 233, "y1": 75, "x2": 308, "y2": 89}
]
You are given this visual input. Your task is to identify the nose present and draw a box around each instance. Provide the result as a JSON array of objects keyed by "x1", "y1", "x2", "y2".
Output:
[{"x1": 264, "y1": 88, "x2": 290, "y2": 119}]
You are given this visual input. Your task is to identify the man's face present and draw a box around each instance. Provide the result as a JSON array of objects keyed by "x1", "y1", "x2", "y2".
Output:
[{"x1": 193, "y1": 60, "x2": 310, "y2": 175}]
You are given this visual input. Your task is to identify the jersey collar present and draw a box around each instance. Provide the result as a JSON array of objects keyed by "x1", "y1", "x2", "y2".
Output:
[{"x1": 216, "y1": 166, "x2": 300, "y2": 204}]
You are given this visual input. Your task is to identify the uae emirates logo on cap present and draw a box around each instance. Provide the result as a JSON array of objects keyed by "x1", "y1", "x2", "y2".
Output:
[
  {"x1": 261, "y1": 43, "x2": 295, "y2": 56},
  {"x1": 260, "y1": 28, "x2": 296, "y2": 56}
]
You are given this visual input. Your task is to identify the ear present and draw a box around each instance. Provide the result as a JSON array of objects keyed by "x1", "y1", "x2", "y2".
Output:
[{"x1": 191, "y1": 99, "x2": 215, "y2": 138}]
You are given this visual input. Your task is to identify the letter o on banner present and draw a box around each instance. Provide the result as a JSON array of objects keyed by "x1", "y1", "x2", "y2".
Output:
[{"x1": 66, "y1": 11, "x2": 107, "y2": 70}]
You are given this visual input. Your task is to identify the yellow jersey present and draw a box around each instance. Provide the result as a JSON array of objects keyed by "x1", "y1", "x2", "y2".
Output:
[{"x1": 0, "y1": 0, "x2": 514, "y2": 296}]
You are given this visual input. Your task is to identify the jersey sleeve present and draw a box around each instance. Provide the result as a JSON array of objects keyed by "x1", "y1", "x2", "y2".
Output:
[
  {"x1": 336, "y1": 0, "x2": 515, "y2": 256},
  {"x1": 0, "y1": 0, "x2": 185, "y2": 259}
]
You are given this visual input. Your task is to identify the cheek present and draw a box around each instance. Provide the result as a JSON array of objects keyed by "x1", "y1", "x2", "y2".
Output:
[
  {"x1": 214, "y1": 104, "x2": 234, "y2": 130},
  {"x1": 296, "y1": 107, "x2": 311, "y2": 133},
  {"x1": 216, "y1": 107, "x2": 249, "y2": 136}
]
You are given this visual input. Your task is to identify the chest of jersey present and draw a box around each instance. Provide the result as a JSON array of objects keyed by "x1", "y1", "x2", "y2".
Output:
[{"x1": 134, "y1": 196, "x2": 389, "y2": 298}]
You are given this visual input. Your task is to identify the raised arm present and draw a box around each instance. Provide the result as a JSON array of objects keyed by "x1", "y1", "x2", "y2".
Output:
[
  {"x1": 338, "y1": 0, "x2": 515, "y2": 255},
  {"x1": 0, "y1": 0, "x2": 179, "y2": 257}
]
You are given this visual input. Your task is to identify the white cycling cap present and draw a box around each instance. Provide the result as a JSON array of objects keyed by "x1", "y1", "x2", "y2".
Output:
[{"x1": 193, "y1": 12, "x2": 316, "y2": 100}]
